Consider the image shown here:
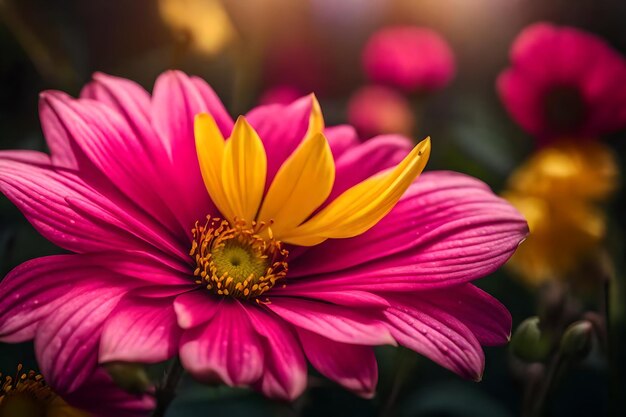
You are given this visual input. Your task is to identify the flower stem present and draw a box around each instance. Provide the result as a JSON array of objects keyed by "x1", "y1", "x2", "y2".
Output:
[
  {"x1": 603, "y1": 279, "x2": 620, "y2": 417},
  {"x1": 596, "y1": 249, "x2": 619, "y2": 416},
  {"x1": 153, "y1": 357, "x2": 184, "y2": 417},
  {"x1": 527, "y1": 352, "x2": 568, "y2": 417}
]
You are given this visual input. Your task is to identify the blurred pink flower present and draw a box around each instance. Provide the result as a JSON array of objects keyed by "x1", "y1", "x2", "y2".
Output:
[
  {"x1": 348, "y1": 85, "x2": 414, "y2": 138},
  {"x1": 363, "y1": 26, "x2": 455, "y2": 93},
  {"x1": 259, "y1": 85, "x2": 304, "y2": 105},
  {"x1": 498, "y1": 22, "x2": 626, "y2": 141},
  {"x1": 0, "y1": 71, "x2": 526, "y2": 401}
]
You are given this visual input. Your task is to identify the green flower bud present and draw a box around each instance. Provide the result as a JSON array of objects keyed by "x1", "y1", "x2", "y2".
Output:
[
  {"x1": 510, "y1": 316, "x2": 552, "y2": 362},
  {"x1": 105, "y1": 362, "x2": 152, "y2": 394},
  {"x1": 560, "y1": 320, "x2": 594, "y2": 360}
]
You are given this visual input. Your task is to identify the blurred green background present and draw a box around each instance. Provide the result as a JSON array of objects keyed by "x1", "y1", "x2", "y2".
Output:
[{"x1": 0, "y1": 1, "x2": 625, "y2": 416}]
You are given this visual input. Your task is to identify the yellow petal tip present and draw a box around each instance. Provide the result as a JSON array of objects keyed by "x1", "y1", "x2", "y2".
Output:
[
  {"x1": 412, "y1": 137, "x2": 431, "y2": 161},
  {"x1": 306, "y1": 94, "x2": 324, "y2": 136},
  {"x1": 234, "y1": 114, "x2": 251, "y2": 124}
]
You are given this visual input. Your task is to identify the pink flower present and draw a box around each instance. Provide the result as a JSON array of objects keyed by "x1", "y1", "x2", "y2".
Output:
[
  {"x1": 0, "y1": 71, "x2": 527, "y2": 402},
  {"x1": 347, "y1": 85, "x2": 415, "y2": 138},
  {"x1": 363, "y1": 26, "x2": 455, "y2": 93},
  {"x1": 497, "y1": 22, "x2": 626, "y2": 141}
]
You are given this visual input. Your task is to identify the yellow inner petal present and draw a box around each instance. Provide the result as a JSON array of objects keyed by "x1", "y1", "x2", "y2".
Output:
[
  {"x1": 221, "y1": 116, "x2": 267, "y2": 223},
  {"x1": 258, "y1": 132, "x2": 335, "y2": 237},
  {"x1": 195, "y1": 98, "x2": 430, "y2": 249},
  {"x1": 195, "y1": 113, "x2": 233, "y2": 219},
  {"x1": 279, "y1": 137, "x2": 431, "y2": 246}
]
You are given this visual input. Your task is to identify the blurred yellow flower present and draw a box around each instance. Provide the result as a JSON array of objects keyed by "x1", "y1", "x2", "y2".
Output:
[
  {"x1": 159, "y1": 0, "x2": 236, "y2": 55},
  {"x1": 503, "y1": 139, "x2": 618, "y2": 286},
  {"x1": 503, "y1": 193, "x2": 605, "y2": 285},
  {"x1": 508, "y1": 139, "x2": 618, "y2": 202}
]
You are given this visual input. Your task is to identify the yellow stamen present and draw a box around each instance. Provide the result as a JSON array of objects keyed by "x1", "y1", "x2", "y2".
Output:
[{"x1": 190, "y1": 216, "x2": 288, "y2": 299}]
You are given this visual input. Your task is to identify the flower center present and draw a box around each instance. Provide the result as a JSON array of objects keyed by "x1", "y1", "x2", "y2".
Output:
[
  {"x1": 190, "y1": 216, "x2": 288, "y2": 299},
  {"x1": 542, "y1": 85, "x2": 587, "y2": 133},
  {"x1": 0, "y1": 365, "x2": 83, "y2": 417}
]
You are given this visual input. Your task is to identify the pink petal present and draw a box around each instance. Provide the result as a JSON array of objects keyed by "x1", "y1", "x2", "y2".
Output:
[
  {"x1": 0, "y1": 149, "x2": 50, "y2": 164},
  {"x1": 0, "y1": 255, "x2": 109, "y2": 342},
  {"x1": 83, "y1": 72, "x2": 231, "y2": 235},
  {"x1": 39, "y1": 97, "x2": 183, "y2": 249},
  {"x1": 324, "y1": 124, "x2": 359, "y2": 159},
  {"x1": 190, "y1": 75, "x2": 235, "y2": 135},
  {"x1": 173, "y1": 291, "x2": 222, "y2": 329},
  {"x1": 64, "y1": 368, "x2": 154, "y2": 417},
  {"x1": 180, "y1": 300, "x2": 264, "y2": 386},
  {"x1": 38, "y1": 93, "x2": 82, "y2": 169},
  {"x1": 80, "y1": 74, "x2": 196, "y2": 230},
  {"x1": 285, "y1": 171, "x2": 528, "y2": 290},
  {"x1": 0, "y1": 252, "x2": 187, "y2": 346},
  {"x1": 81, "y1": 250, "x2": 192, "y2": 284},
  {"x1": 0, "y1": 155, "x2": 119, "y2": 253},
  {"x1": 245, "y1": 95, "x2": 313, "y2": 184},
  {"x1": 35, "y1": 280, "x2": 133, "y2": 393},
  {"x1": 266, "y1": 297, "x2": 395, "y2": 346},
  {"x1": 418, "y1": 284, "x2": 512, "y2": 346},
  {"x1": 100, "y1": 294, "x2": 182, "y2": 364},
  {"x1": 39, "y1": 91, "x2": 183, "y2": 237},
  {"x1": 152, "y1": 70, "x2": 233, "y2": 158},
  {"x1": 246, "y1": 307, "x2": 307, "y2": 400},
  {"x1": 80, "y1": 72, "x2": 154, "y2": 143},
  {"x1": 130, "y1": 285, "x2": 195, "y2": 298},
  {"x1": 64, "y1": 195, "x2": 187, "y2": 261},
  {"x1": 151, "y1": 70, "x2": 227, "y2": 228},
  {"x1": 383, "y1": 294, "x2": 485, "y2": 380},
  {"x1": 275, "y1": 288, "x2": 390, "y2": 308},
  {"x1": 298, "y1": 329, "x2": 377, "y2": 398},
  {"x1": 0, "y1": 152, "x2": 190, "y2": 263}
]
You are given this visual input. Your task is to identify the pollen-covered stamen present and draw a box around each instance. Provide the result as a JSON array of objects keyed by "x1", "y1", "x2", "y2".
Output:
[
  {"x1": 0, "y1": 365, "x2": 58, "y2": 417},
  {"x1": 190, "y1": 216, "x2": 288, "y2": 299}
]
